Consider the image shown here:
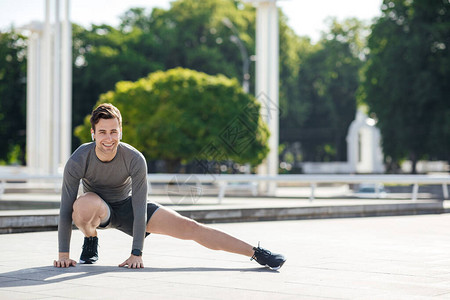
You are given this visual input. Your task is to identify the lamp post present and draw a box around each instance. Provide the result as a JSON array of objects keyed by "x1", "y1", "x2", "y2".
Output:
[{"x1": 222, "y1": 17, "x2": 250, "y2": 93}]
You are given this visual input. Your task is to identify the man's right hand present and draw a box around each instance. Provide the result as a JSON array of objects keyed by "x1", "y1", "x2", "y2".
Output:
[{"x1": 54, "y1": 252, "x2": 76, "y2": 268}]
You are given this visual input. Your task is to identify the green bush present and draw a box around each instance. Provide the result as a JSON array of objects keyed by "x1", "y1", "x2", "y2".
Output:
[{"x1": 75, "y1": 67, "x2": 269, "y2": 171}]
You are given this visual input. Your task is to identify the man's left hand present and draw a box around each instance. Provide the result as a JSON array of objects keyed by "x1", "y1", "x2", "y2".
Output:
[{"x1": 119, "y1": 255, "x2": 144, "y2": 269}]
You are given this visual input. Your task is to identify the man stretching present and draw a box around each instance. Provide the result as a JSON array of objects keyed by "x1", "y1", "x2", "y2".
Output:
[{"x1": 53, "y1": 103, "x2": 286, "y2": 270}]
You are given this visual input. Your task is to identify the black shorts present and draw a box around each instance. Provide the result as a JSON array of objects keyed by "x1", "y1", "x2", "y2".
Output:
[{"x1": 98, "y1": 197, "x2": 160, "y2": 237}]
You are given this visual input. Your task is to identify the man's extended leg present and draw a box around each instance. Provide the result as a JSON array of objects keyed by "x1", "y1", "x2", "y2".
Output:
[
  {"x1": 146, "y1": 206, "x2": 254, "y2": 257},
  {"x1": 146, "y1": 206, "x2": 286, "y2": 269},
  {"x1": 72, "y1": 192, "x2": 109, "y2": 264}
]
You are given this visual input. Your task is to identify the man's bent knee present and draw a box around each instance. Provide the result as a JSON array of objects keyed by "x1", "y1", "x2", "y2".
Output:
[{"x1": 72, "y1": 193, "x2": 108, "y2": 225}]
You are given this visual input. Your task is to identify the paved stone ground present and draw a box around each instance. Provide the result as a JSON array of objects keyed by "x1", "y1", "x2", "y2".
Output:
[{"x1": 1, "y1": 214, "x2": 450, "y2": 299}]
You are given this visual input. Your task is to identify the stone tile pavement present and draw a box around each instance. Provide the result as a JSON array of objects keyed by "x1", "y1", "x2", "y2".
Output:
[{"x1": 1, "y1": 213, "x2": 450, "y2": 299}]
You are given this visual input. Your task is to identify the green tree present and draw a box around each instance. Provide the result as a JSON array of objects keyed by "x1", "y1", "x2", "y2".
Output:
[
  {"x1": 278, "y1": 15, "x2": 316, "y2": 136},
  {"x1": 0, "y1": 0, "x2": 359, "y2": 170},
  {"x1": 146, "y1": 0, "x2": 255, "y2": 80},
  {"x1": 71, "y1": 0, "x2": 257, "y2": 150},
  {"x1": 282, "y1": 18, "x2": 365, "y2": 162},
  {"x1": 72, "y1": 0, "x2": 307, "y2": 153},
  {"x1": 0, "y1": 31, "x2": 27, "y2": 164},
  {"x1": 75, "y1": 68, "x2": 269, "y2": 172},
  {"x1": 361, "y1": 0, "x2": 450, "y2": 173},
  {"x1": 71, "y1": 22, "x2": 164, "y2": 149}
]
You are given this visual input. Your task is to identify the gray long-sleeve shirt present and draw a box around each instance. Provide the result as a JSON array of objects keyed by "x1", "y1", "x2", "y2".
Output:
[{"x1": 58, "y1": 142, "x2": 148, "y2": 253}]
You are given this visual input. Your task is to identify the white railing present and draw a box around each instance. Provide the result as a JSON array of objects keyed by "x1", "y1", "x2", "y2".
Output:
[
  {"x1": 0, "y1": 173, "x2": 448, "y2": 202},
  {"x1": 0, "y1": 174, "x2": 63, "y2": 196},
  {"x1": 146, "y1": 174, "x2": 450, "y2": 202}
]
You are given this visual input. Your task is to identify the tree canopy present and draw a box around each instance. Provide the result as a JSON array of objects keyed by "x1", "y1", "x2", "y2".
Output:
[
  {"x1": 71, "y1": 0, "x2": 257, "y2": 144},
  {"x1": 1, "y1": 0, "x2": 448, "y2": 173},
  {"x1": 75, "y1": 68, "x2": 269, "y2": 172},
  {"x1": 0, "y1": 31, "x2": 27, "y2": 164},
  {"x1": 280, "y1": 18, "x2": 366, "y2": 162},
  {"x1": 361, "y1": 0, "x2": 450, "y2": 172}
]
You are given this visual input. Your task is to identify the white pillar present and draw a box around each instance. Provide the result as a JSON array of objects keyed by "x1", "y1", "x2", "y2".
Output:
[
  {"x1": 372, "y1": 123, "x2": 385, "y2": 173},
  {"x1": 60, "y1": 0, "x2": 72, "y2": 169},
  {"x1": 24, "y1": 0, "x2": 72, "y2": 175},
  {"x1": 346, "y1": 110, "x2": 365, "y2": 173},
  {"x1": 53, "y1": 0, "x2": 62, "y2": 174},
  {"x1": 40, "y1": 0, "x2": 53, "y2": 175},
  {"x1": 26, "y1": 31, "x2": 41, "y2": 174},
  {"x1": 346, "y1": 129, "x2": 357, "y2": 173},
  {"x1": 254, "y1": 0, "x2": 279, "y2": 195}
]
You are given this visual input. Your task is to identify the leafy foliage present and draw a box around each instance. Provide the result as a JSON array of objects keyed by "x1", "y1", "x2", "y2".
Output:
[
  {"x1": 71, "y1": 22, "x2": 165, "y2": 149},
  {"x1": 0, "y1": 31, "x2": 27, "y2": 164},
  {"x1": 5, "y1": 0, "x2": 446, "y2": 172},
  {"x1": 75, "y1": 68, "x2": 269, "y2": 171},
  {"x1": 361, "y1": 0, "x2": 450, "y2": 172},
  {"x1": 281, "y1": 18, "x2": 366, "y2": 162},
  {"x1": 71, "y1": 1, "x2": 257, "y2": 149}
]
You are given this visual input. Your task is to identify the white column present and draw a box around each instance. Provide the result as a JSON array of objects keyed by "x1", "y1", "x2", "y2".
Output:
[
  {"x1": 254, "y1": 0, "x2": 279, "y2": 195},
  {"x1": 60, "y1": 0, "x2": 72, "y2": 169},
  {"x1": 40, "y1": 0, "x2": 53, "y2": 175},
  {"x1": 24, "y1": 0, "x2": 72, "y2": 175},
  {"x1": 372, "y1": 126, "x2": 385, "y2": 173},
  {"x1": 346, "y1": 112, "x2": 360, "y2": 173},
  {"x1": 53, "y1": 0, "x2": 62, "y2": 174},
  {"x1": 26, "y1": 32, "x2": 40, "y2": 174},
  {"x1": 346, "y1": 131, "x2": 357, "y2": 173}
]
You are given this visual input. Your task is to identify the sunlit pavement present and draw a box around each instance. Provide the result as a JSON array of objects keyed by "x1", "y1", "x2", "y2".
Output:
[{"x1": 1, "y1": 213, "x2": 450, "y2": 299}]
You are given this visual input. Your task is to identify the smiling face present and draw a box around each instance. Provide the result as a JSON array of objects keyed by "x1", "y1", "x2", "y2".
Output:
[{"x1": 91, "y1": 118, "x2": 121, "y2": 162}]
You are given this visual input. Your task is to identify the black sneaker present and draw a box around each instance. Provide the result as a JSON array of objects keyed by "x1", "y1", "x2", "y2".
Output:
[
  {"x1": 79, "y1": 236, "x2": 98, "y2": 264},
  {"x1": 251, "y1": 244, "x2": 286, "y2": 270}
]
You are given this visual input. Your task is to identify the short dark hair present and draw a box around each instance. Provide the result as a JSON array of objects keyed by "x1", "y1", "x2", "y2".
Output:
[{"x1": 90, "y1": 103, "x2": 122, "y2": 132}]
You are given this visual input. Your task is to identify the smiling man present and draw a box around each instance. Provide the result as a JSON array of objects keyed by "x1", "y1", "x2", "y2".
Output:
[{"x1": 54, "y1": 103, "x2": 286, "y2": 270}]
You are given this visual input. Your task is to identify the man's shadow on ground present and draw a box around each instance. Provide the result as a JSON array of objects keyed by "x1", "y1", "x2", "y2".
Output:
[{"x1": 0, "y1": 265, "x2": 276, "y2": 288}]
